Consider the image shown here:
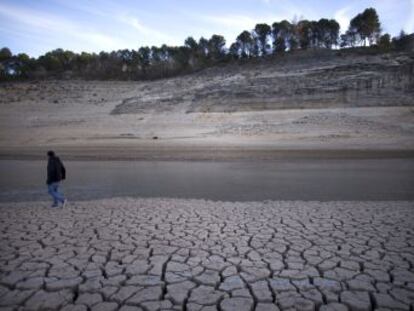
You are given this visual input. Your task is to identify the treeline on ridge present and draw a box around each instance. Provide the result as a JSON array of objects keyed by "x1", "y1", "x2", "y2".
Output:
[{"x1": 1, "y1": 7, "x2": 413, "y2": 81}]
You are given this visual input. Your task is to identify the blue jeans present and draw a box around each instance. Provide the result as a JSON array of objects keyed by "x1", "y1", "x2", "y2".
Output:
[{"x1": 47, "y1": 182, "x2": 65, "y2": 206}]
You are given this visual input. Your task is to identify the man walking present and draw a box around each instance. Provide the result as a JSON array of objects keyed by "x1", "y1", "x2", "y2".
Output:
[{"x1": 46, "y1": 150, "x2": 67, "y2": 208}]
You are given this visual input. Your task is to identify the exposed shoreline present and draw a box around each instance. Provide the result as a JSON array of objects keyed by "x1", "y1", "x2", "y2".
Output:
[{"x1": 1, "y1": 146, "x2": 414, "y2": 161}]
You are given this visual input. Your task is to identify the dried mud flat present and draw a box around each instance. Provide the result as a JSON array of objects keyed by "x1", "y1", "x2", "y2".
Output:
[{"x1": 0, "y1": 198, "x2": 413, "y2": 310}]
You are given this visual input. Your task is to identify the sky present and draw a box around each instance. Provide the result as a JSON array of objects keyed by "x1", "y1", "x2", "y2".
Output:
[{"x1": 1, "y1": 0, "x2": 413, "y2": 57}]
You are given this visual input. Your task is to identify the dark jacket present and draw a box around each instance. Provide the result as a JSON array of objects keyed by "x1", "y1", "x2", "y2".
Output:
[{"x1": 47, "y1": 156, "x2": 66, "y2": 185}]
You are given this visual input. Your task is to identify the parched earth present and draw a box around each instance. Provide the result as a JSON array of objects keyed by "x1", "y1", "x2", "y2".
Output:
[{"x1": 0, "y1": 199, "x2": 413, "y2": 311}]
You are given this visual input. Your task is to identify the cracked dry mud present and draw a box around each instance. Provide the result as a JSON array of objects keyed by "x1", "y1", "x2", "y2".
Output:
[{"x1": 0, "y1": 199, "x2": 413, "y2": 311}]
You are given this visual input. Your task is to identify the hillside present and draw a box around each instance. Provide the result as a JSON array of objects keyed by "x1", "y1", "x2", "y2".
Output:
[
  {"x1": 0, "y1": 50, "x2": 413, "y2": 160},
  {"x1": 111, "y1": 50, "x2": 414, "y2": 114}
]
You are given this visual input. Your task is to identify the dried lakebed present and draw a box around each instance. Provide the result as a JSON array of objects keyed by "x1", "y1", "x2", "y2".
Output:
[{"x1": 0, "y1": 199, "x2": 413, "y2": 310}]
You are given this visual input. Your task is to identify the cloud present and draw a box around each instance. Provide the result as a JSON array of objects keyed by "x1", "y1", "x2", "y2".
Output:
[
  {"x1": 0, "y1": 3, "x2": 72, "y2": 32},
  {"x1": 0, "y1": 1, "x2": 182, "y2": 56},
  {"x1": 0, "y1": 2, "x2": 124, "y2": 53},
  {"x1": 201, "y1": 13, "x2": 288, "y2": 31},
  {"x1": 406, "y1": 0, "x2": 414, "y2": 32},
  {"x1": 334, "y1": 6, "x2": 351, "y2": 33},
  {"x1": 202, "y1": 15, "x2": 261, "y2": 30},
  {"x1": 51, "y1": 0, "x2": 178, "y2": 44},
  {"x1": 195, "y1": 13, "x2": 285, "y2": 44},
  {"x1": 197, "y1": 2, "x2": 320, "y2": 33},
  {"x1": 117, "y1": 15, "x2": 177, "y2": 44}
]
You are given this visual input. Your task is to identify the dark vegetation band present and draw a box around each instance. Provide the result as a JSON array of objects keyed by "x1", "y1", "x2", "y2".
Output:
[{"x1": 1, "y1": 7, "x2": 413, "y2": 81}]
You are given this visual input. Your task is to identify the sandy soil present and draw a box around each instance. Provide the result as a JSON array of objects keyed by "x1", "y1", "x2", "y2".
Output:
[
  {"x1": 0, "y1": 198, "x2": 413, "y2": 310},
  {"x1": 0, "y1": 80, "x2": 413, "y2": 160}
]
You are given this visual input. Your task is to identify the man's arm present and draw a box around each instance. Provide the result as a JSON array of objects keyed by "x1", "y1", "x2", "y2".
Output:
[{"x1": 59, "y1": 159, "x2": 66, "y2": 180}]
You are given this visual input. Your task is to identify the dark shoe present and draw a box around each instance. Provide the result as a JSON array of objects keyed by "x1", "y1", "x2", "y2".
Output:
[{"x1": 51, "y1": 204, "x2": 58, "y2": 208}]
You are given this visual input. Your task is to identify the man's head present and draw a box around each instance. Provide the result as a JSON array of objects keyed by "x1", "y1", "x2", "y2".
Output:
[{"x1": 47, "y1": 150, "x2": 55, "y2": 157}]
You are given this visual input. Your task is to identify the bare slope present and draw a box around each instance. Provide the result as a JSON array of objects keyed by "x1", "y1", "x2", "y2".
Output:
[
  {"x1": 0, "y1": 50, "x2": 413, "y2": 158},
  {"x1": 111, "y1": 50, "x2": 414, "y2": 114}
]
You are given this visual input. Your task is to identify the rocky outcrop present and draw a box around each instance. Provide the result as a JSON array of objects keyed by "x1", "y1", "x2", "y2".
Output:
[
  {"x1": 1, "y1": 51, "x2": 413, "y2": 114},
  {"x1": 188, "y1": 58, "x2": 414, "y2": 112},
  {"x1": 110, "y1": 51, "x2": 414, "y2": 114}
]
